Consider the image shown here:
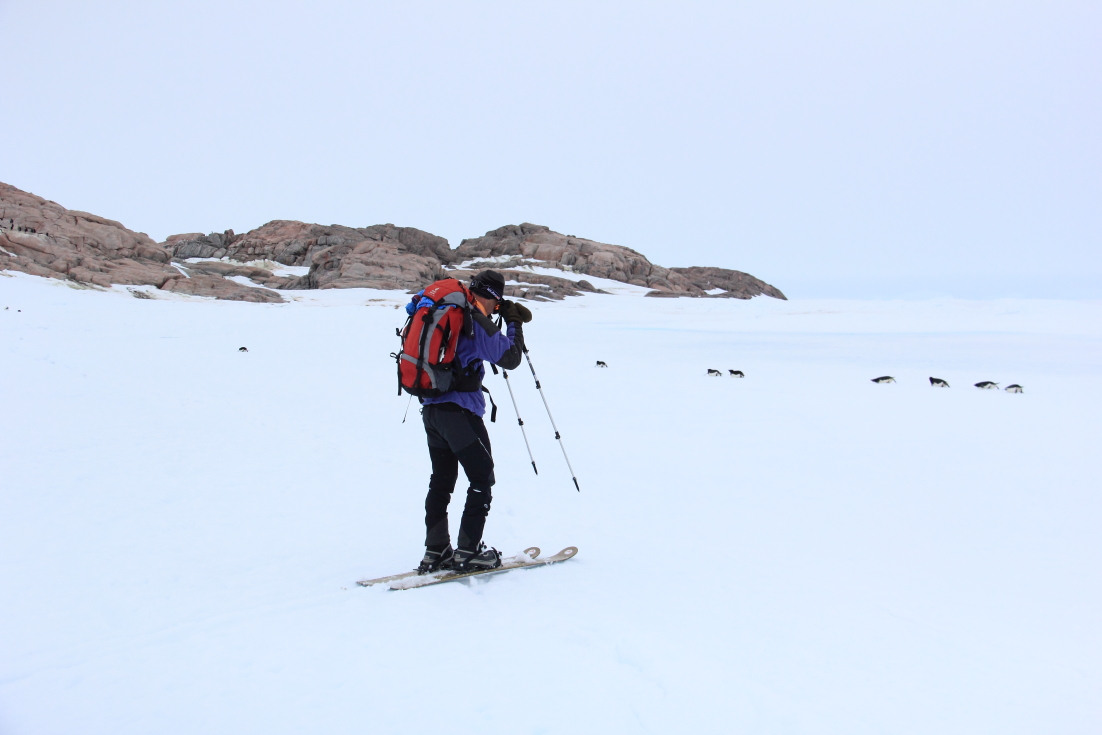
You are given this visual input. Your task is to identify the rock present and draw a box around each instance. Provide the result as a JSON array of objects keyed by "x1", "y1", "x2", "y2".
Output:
[
  {"x1": 453, "y1": 223, "x2": 707, "y2": 296},
  {"x1": 165, "y1": 221, "x2": 449, "y2": 292},
  {"x1": 2, "y1": 179, "x2": 785, "y2": 303},
  {"x1": 667, "y1": 266, "x2": 787, "y2": 300},
  {"x1": 451, "y1": 224, "x2": 785, "y2": 300},
  {"x1": 159, "y1": 274, "x2": 283, "y2": 303},
  {"x1": 308, "y1": 235, "x2": 446, "y2": 291},
  {"x1": 0, "y1": 182, "x2": 178, "y2": 290},
  {"x1": 0, "y1": 182, "x2": 283, "y2": 302},
  {"x1": 165, "y1": 232, "x2": 203, "y2": 245},
  {"x1": 174, "y1": 239, "x2": 222, "y2": 259}
]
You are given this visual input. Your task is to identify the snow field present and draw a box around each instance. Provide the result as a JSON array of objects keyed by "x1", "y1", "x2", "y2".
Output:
[{"x1": 1, "y1": 271, "x2": 1100, "y2": 734}]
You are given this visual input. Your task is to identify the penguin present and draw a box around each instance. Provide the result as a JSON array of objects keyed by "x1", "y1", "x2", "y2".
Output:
[
  {"x1": 595, "y1": 361, "x2": 608, "y2": 368},
  {"x1": 707, "y1": 369, "x2": 722, "y2": 376},
  {"x1": 871, "y1": 376, "x2": 895, "y2": 384},
  {"x1": 974, "y1": 381, "x2": 999, "y2": 389},
  {"x1": 929, "y1": 377, "x2": 949, "y2": 387},
  {"x1": 239, "y1": 347, "x2": 249, "y2": 353},
  {"x1": 729, "y1": 370, "x2": 744, "y2": 378},
  {"x1": 1005, "y1": 384, "x2": 1023, "y2": 393}
]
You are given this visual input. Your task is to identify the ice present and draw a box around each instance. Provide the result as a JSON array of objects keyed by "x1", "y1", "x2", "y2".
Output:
[{"x1": 1, "y1": 268, "x2": 1100, "y2": 734}]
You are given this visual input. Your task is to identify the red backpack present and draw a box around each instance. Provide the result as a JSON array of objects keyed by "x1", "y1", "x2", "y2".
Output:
[{"x1": 394, "y1": 278, "x2": 477, "y2": 397}]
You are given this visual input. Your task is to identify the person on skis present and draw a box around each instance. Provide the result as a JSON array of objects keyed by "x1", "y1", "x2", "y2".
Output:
[{"x1": 417, "y1": 270, "x2": 532, "y2": 573}]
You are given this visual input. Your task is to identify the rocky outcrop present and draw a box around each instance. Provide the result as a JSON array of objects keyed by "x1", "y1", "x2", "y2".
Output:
[
  {"x1": 170, "y1": 260, "x2": 299, "y2": 294},
  {"x1": 1, "y1": 180, "x2": 785, "y2": 302},
  {"x1": 451, "y1": 223, "x2": 785, "y2": 299},
  {"x1": 0, "y1": 182, "x2": 178, "y2": 288},
  {"x1": 167, "y1": 221, "x2": 448, "y2": 292},
  {"x1": 159, "y1": 273, "x2": 284, "y2": 303},
  {"x1": 668, "y1": 266, "x2": 786, "y2": 300},
  {"x1": 452, "y1": 224, "x2": 704, "y2": 295},
  {"x1": 0, "y1": 182, "x2": 283, "y2": 302}
]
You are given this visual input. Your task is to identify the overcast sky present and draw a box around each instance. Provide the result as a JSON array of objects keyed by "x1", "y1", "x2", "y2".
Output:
[{"x1": 2, "y1": 1, "x2": 1098, "y2": 298}]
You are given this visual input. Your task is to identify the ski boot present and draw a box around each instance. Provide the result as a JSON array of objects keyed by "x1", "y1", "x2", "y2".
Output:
[
  {"x1": 452, "y1": 542, "x2": 502, "y2": 572},
  {"x1": 417, "y1": 544, "x2": 454, "y2": 574}
]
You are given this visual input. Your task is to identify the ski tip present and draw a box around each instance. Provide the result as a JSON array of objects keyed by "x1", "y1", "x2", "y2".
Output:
[
  {"x1": 532, "y1": 461, "x2": 539, "y2": 475},
  {"x1": 357, "y1": 577, "x2": 393, "y2": 588},
  {"x1": 572, "y1": 477, "x2": 580, "y2": 492}
]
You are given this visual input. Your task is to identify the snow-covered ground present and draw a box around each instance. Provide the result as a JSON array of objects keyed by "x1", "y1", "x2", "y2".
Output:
[{"x1": 2, "y1": 270, "x2": 1100, "y2": 734}]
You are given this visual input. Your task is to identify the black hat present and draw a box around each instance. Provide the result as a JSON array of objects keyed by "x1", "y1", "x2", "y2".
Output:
[{"x1": 470, "y1": 270, "x2": 505, "y2": 301}]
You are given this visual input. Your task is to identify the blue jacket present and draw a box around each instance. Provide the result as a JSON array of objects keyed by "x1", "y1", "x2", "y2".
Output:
[{"x1": 421, "y1": 312, "x2": 523, "y2": 417}]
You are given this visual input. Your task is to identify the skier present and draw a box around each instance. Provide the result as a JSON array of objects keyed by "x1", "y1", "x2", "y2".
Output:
[{"x1": 417, "y1": 270, "x2": 532, "y2": 573}]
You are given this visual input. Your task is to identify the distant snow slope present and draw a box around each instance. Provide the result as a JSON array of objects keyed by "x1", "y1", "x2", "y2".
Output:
[{"x1": 1, "y1": 271, "x2": 1100, "y2": 735}]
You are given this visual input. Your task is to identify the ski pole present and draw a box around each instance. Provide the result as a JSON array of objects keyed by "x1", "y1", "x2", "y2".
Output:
[
  {"x1": 492, "y1": 314, "x2": 539, "y2": 475},
  {"x1": 401, "y1": 393, "x2": 414, "y2": 423},
  {"x1": 522, "y1": 347, "x2": 580, "y2": 491},
  {"x1": 502, "y1": 369, "x2": 538, "y2": 475}
]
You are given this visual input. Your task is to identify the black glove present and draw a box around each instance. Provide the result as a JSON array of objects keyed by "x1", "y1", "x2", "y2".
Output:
[{"x1": 497, "y1": 299, "x2": 533, "y2": 324}]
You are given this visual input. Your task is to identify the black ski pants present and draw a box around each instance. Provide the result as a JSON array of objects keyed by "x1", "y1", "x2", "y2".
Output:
[{"x1": 422, "y1": 403, "x2": 495, "y2": 552}]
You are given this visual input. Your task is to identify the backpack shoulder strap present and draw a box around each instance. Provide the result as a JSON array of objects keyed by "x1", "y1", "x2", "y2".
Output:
[{"x1": 471, "y1": 310, "x2": 500, "y2": 336}]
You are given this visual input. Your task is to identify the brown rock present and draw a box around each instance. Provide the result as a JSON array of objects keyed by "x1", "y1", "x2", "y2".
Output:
[
  {"x1": 160, "y1": 274, "x2": 283, "y2": 303},
  {"x1": 0, "y1": 182, "x2": 180, "y2": 290},
  {"x1": 667, "y1": 266, "x2": 787, "y2": 300},
  {"x1": 452, "y1": 224, "x2": 785, "y2": 300},
  {"x1": 165, "y1": 221, "x2": 449, "y2": 292},
  {"x1": 453, "y1": 224, "x2": 710, "y2": 296},
  {"x1": 0, "y1": 182, "x2": 285, "y2": 302},
  {"x1": 2, "y1": 179, "x2": 784, "y2": 304}
]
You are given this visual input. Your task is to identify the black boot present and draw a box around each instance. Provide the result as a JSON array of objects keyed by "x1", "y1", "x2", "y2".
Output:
[
  {"x1": 452, "y1": 542, "x2": 502, "y2": 572},
  {"x1": 417, "y1": 544, "x2": 454, "y2": 574}
]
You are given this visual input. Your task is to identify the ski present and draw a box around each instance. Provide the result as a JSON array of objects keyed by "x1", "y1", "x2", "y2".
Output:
[
  {"x1": 357, "y1": 547, "x2": 541, "y2": 588},
  {"x1": 389, "y1": 546, "x2": 578, "y2": 590}
]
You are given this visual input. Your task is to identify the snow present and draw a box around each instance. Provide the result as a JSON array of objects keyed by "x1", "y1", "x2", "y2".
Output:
[
  {"x1": 226, "y1": 274, "x2": 271, "y2": 290},
  {"x1": 183, "y1": 257, "x2": 312, "y2": 278},
  {"x1": 2, "y1": 269, "x2": 1100, "y2": 734},
  {"x1": 452, "y1": 255, "x2": 540, "y2": 269}
]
